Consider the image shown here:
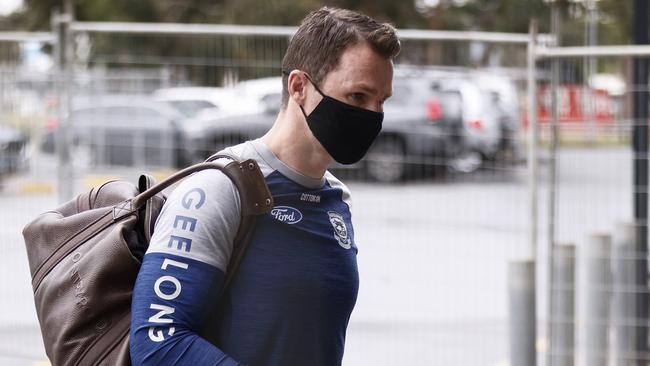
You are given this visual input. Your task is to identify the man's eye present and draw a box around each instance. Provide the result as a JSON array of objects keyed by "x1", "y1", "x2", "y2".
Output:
[{"x1": 350, "y1": 93, "x2": 366, "y2": 103}]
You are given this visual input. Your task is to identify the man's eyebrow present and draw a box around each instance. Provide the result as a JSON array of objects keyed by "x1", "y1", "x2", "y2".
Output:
[{"x1": 352, "y1": 83, "x2": 392, "y2": 99}]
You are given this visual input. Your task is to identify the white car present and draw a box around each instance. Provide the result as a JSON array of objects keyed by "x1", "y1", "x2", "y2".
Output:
[
  {"x1": 155, "y1": 77, "x2": 283, "y2": 120},
  {"x1": 234, "y1": 77, "x2": 283, "y2": 106},
  {"x1": 471, "y1": 72, "x2": 522, "y2": 159},
  {"x1": 154, "y1": 87, "x2": 253, "y2": 120},
  {"x1": 433, "y1": 77, "x2": 502, "y2": 172},
  {"x1": 154, "y1": 77, "x2": 284, "y2": 163}
]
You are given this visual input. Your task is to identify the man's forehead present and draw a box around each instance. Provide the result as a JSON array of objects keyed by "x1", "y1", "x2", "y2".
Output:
[{"x1": 324, "y1": 43, "x2": 394, "y2": 96}]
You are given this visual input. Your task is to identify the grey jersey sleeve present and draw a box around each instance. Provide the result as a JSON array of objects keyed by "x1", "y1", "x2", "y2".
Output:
[{"x1": 146, "y1": 168, "x2": 241, "y2": 273}]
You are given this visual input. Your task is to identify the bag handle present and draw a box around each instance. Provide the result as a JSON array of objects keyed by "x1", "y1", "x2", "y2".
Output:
[
  {"x1": 132, "y1": 162, "x2": 226, "y2": 209},
  {"x1": 131, "y1": 160, "x2": 273, "y2": 216}
]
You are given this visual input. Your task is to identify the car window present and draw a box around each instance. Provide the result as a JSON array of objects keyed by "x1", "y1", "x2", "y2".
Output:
[
  {"x1": 454, "y1": 83, "x2": 483, "y2": 117},
  {"x1": 385, "y1": 84, "x2": 411, "y2": 105},
  {"x1": 111, "y1": 107, "x2": 164, "y2": 118},
  {"x1": 438, "y1": 91, "x2": 463, "y2": 121},
  {"x1": 72, "y1": 106, "x2": 167, "y2": 125},
  {"x1": 166, "y1": 100, "x2": 217, "y2": 118},
  {"x1": 72, "y1": 107, "x2": 110, "y2": 124}
]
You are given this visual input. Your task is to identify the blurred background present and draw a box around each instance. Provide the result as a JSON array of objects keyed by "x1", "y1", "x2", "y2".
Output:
[{"x1": 0, "y1": 0, "x2": 648, "y2": 365}]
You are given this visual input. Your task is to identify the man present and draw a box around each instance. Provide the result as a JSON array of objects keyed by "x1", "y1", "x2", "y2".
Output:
[{"x1": 130, "y1": 7, "x2": 400, "y2": 365}]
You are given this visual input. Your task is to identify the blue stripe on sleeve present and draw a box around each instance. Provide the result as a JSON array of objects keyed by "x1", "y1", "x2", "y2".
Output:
[{"x1": 130, "y1": 252, "x2": 242, "y2": 365}]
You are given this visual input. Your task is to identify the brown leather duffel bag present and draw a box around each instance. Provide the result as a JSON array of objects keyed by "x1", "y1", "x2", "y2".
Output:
[{"x1": 22, "y1": 157, "x2": 273, "y2": 366}]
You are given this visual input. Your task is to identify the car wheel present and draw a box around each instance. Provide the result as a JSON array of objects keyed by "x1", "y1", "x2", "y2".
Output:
[
  {"x1": 364, "y1": 136, "x2": 406, "y2": 183},
  {"x1": 448, "y1": 150, "x2": 482, "y2": 173}
]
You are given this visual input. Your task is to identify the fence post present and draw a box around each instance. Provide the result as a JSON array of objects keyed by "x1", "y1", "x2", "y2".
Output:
[
  {"x1": 550, "y1": 244, "x2": 575, "y2": 366},
  {"x1": 546, "y1": 7, "x2": 561, "y2": 366},
  {"x1": 52, "y1": 8, "x2": 75, "y2": 203},
  {"x1": 527, "y1": 19, "x2": 539, "y2": 263},
  {"x1": 579, "y1": 233, "x2": 612, "y2": 366},
  {"x1": 523, "y1": 18, "x2": 539, "y2": 366},
  {"x1": 612, "y1": 222, "x2": 638, "y2": 365},
  {"x1": 509, "y1": 260, "x2": 537, "y2": 366},
  {"x1": 632, "y1": 1, "x2": 650, "y2": 363}
]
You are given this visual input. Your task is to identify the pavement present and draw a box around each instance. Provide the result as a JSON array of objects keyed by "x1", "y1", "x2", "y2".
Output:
[{"x1": 0, "y1": 146, "x2": 634, "y2": 365}]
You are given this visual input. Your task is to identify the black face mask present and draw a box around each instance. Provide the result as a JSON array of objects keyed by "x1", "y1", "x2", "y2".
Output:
[{"x1": 297, "y1": 73, "x2": 384, "y2": 165}]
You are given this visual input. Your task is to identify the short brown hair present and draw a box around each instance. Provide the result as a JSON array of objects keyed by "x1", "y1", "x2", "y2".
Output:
[{"x1": 281, "y1": 7, "x2": 401, "y2": 107}]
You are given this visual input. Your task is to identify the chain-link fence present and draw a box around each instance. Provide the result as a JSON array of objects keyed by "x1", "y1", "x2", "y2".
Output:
[{"x1": 0, "y1": 16, "x2": 558, "y2": 365}]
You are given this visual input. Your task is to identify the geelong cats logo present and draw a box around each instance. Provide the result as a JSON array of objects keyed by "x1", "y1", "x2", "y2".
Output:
[{"x1": 328, "y1": 211, "x2": 351, "y2": 249}]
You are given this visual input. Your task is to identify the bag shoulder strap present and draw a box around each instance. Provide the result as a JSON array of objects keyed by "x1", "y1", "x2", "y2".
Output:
[
  {"x1": 133, "y1": 160, "x2": 271, "y2": 216},
  {"x1": 221, "y1": 214, "x2": 256, "y2": 296},
  {"x1": 132, "y1": 152, "x2": 271, "y2": 295},
  {"x1": 205, "y1": 151, "x2": 267, "y2": 296}
]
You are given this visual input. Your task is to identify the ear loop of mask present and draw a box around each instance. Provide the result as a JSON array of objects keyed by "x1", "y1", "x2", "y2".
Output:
[{"x1": 282, "y1": 70, "x2": 325, "y2": 118}]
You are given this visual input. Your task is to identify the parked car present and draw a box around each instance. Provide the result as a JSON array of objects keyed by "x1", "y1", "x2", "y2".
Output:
[
  {"x1": 179, "y1": 74, "x2": 464, "y2": 182},
  {"x1": 428, "y1": 76, "x2": 503, "y2": 173},
  {"x1": 42, "y1": 94, "x2": 189, "y2": 167},
  {"x1": 0, "y1": 125, "x2": 28, "y2": 175},
  {"x1": 395, "y1": 67, "x2": 523, "y2": 169},
  {"x1": 362, "y1": 75, "x2": 464, "y2": 182},
  {"x1": 160, "y1": 72, "x2": 516, "y2": 182},
  {"x1": 154, "y1": 87, "x2": 251, "y2": 119},
  {"x1": 179, "y1": 98, "x2": 277, "y2": 163},
  {"x1": 155, "y1": 77, "x2": 283, "y2": 121},
  {"x1": 471, "y1": 72, "x2": 522, "y2": 161},
  {"x1": 171, "y1": 78, "x2": 283, "y2": 163},
  {"x1": 233, "y1": 77, "x2": 283, "y2": 113}
]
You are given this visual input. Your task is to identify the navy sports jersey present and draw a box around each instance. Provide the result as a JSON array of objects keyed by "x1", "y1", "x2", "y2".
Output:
[{"x1": 130, "y1": 139, "x2": 359, "y2": 365}]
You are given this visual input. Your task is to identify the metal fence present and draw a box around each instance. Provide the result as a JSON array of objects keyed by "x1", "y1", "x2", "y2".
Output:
[
  {"x1": 0, "y1": 31, "x2": 56, "y2": 365},
  {"x1": 0, "y1": 15, "x2": 563, "y2": 366},
  {"x1": 531, "y1": 39, "x2": 650, "y2": 365},
  {"x1": 49, "y1": 19, "x2": 544, "y2": 197}
]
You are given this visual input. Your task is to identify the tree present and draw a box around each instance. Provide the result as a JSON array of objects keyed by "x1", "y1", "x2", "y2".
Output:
[{"x1": 0, "y1": 0, "x2": 634, "y2": 47}]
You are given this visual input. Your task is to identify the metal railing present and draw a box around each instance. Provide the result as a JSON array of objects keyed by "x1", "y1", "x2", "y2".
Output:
[{"x1": 0, "y1": 32, "x2": 55, "y2": 44}]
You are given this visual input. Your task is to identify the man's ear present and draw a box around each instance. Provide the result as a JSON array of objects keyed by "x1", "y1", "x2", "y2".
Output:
[{"x1": 287, "y1": 70, "x2": 308, "y2": 105}]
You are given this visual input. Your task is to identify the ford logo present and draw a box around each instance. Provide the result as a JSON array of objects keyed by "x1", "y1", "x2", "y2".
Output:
[{"x1": 270, "y1": 206, "x2": 303, "y2": 224}]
